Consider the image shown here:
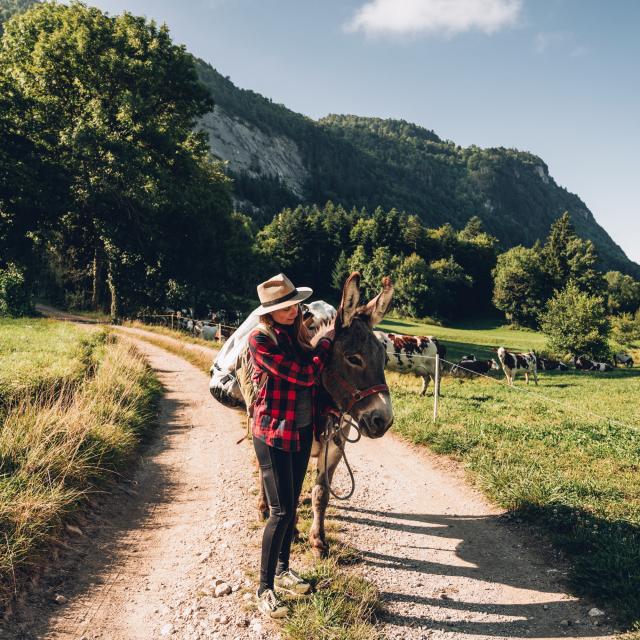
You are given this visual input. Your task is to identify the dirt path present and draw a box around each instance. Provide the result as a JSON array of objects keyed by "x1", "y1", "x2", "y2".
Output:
[{"x1": 5, "y1": 327, "x2": 616, "y2": 639}]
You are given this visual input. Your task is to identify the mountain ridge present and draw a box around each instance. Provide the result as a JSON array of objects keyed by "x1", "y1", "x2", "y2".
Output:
[{"x1": 195, "y1": 60, "x2": 639, "y2": 278}]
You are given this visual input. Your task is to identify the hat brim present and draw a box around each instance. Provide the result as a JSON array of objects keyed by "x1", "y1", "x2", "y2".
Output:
[{"x1": 251, "y1": 287, "x2": 313, "y2": 317}]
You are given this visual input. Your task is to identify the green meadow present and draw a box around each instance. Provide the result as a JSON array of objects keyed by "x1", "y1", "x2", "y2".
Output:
[
  {"x1": 0, "y1": 318, "x2": 103, "y2": 408},
  {"x1": 382, "y1": 317, "x2": 640, "y2": 626}
]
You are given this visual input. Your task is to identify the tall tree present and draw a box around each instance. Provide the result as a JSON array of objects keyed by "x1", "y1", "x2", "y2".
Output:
[
  {"x1": 493, "y1": 245, "x2": 548, "y2": 328},
  {"x1": 0, "y1": 2, "x2": 231, "y2": 318}
]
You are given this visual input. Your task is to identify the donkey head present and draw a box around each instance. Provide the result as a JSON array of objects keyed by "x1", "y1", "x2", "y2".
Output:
[{"x1": 322, "y1": 273, "x2": 394, "y2": 438}]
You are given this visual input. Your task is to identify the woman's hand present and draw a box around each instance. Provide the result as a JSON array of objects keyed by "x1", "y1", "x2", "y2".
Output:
[{"x1": 323, "y1": 328, "x2": 335, "y2": 342}]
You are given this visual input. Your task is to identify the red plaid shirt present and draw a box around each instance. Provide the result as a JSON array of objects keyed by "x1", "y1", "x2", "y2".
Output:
[{"x1": 249, "y1": 324, "x2": 332, "y2": 452}]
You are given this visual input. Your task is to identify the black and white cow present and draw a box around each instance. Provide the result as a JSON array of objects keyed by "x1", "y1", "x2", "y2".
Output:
[
  {"x1": 497, "y1": 347, "x2": 538, "y2": 386},
  {"x1": 572, "y1": 355, "x2": 614, "y2": 372},
  {"x1": 452, "y1": 357, "x2": 499, "y2": 377},
  {"x1": 375, "y1": 331, "x2": 446, "y2": 395},
  {"x1": 591, "y1": 361, "x2": 614, "y2": 372},
  {"x1": 614, "y1": 352, "x2": 634, "y2": 368},
  {"x1": 538, "y1": 357, "x2": 569, "y2": 371},
  {"x1": 573, "y1": 355, "x2": 593, "y2": 370}
]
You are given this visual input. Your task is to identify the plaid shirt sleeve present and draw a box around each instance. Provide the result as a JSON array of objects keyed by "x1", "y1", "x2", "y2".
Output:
[{"x1": 249, "y1": 332, "x2": 331, "y2": 386}]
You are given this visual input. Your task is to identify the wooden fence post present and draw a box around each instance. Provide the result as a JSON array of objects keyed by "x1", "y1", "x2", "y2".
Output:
[{"x1": 433, "y1": 352, "x2": 440, "y2": 422}]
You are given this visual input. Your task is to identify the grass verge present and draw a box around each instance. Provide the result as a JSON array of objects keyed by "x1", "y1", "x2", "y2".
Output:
[
  {"x1": 389, "y1": 367, "x2": 640, "y2": 627},
  {"x1": 0, "y1": 334, "x2": 161, "y2": 605}
]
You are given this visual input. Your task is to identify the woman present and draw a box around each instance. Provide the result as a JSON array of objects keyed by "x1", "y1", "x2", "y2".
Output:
[{"x1": 248, "y1": 273, "x2": 333, "y2": 618}]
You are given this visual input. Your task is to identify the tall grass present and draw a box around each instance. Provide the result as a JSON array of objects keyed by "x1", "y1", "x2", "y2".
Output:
[{"x1": 0, "y1": 337, "x2": 161, "y2": 603}]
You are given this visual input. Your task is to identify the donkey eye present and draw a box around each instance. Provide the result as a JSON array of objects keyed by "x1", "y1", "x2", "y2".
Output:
[{"x1": 347, "y1": 354, "x2": 364, "y2": 367}]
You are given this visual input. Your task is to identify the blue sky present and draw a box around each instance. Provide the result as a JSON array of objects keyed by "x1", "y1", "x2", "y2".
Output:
[{"x1": 73, "y1": 0, "x2": 639, "y2": 264}]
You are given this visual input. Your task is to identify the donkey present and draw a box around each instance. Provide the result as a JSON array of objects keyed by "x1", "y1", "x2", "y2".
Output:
[{"x1": 256, "y1": 273, "x2": 395, "y2": 557}]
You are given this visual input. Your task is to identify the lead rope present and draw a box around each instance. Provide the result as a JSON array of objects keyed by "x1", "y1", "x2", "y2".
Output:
[{"x1": 323, "y1": 412, "x2": 361, "y2": 500}]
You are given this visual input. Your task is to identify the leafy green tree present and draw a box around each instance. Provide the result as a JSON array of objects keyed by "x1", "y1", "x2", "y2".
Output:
[
  {"x1": 542, "y1": 212, "x2": 603, "y2": 296},
  {"x1": 0, "y1": 0, "x2": 38, "y2": 32},
  {"x1": 394, "y1": 253, "x2": 429, "y2": 318},
  {"x1": 493, "y1": 245, "x2": 547, "y2": 327},
  {"x1": 611, "y1": 311, "x2": 640, "y2": 347},
  {"x1": 0, "y1": 263, "x2": 32, "y2": 316},
  {"x1": 331, "y1": 250, "x2": 350, "y2": 293},
  {"x1": 604, "y1": 271, "x2": 640, "y2": 315},
  {"x1": 0, "y1": 1, "x2": 231, "y2": 318},
  {"x1": 540, "y1": 283, "x2": 611, "y2": 360},
  {"x1": 426, "y1": 256, "x2": 472, "y2": 319}
]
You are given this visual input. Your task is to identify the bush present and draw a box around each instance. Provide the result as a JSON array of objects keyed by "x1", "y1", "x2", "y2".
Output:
[
  {"x1": 540, "y1": 282, "x2": 611, "y2": 360},
  {"x1": 0, "y1": 263, "x2": 32, "y2": 317},
  {"x1": 611, "y1": 311, "x2": 640, "y2": 347}
]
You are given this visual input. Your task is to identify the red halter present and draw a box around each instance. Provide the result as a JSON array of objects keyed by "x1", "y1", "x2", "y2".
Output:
[{"x1": 324, "y1": 367, "x2": 389, "y2": 415}]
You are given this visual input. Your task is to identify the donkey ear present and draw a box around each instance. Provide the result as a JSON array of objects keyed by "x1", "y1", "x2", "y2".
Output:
[
  {"x1": 339, "y1": 272, "x2": 361, "y2": 328},
  {"x1": 365, "y1": 276, "x2": 394, "y2": 327}
]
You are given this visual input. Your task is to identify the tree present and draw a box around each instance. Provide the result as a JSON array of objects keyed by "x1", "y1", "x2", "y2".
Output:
[
  {"x1": 604, "y1": 271, "x2": 640, "y2": 315},
  {"x1": 542, "y1": 212, "x2": 603, "y2": 296},
  {"x1": 331, "y1": 250, "x2": 350, "y2": 293},
  {"x1": 0, "y1": 2, "x2": 231, "y2": 318},
  {"x1": 493, "y1": 246, "x2": 547, "y2": 327},
  {"x1": 426, "y1": 256, "x2": 472, "y2": 319},
  {"x1": 540, "y1": 283, "x2": 611, "y2": 360},
  {"x1": 0, "y1": 262, "x2": 32, "y2": 316},
  {"x1": 611, "y1": 311, "x2": 640, "y2": 347},
  {"x1": 394, "y1": 254, "x2": 430, "y2": 318}
]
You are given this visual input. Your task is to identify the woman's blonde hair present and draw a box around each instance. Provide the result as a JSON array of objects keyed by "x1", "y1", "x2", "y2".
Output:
[{"x1": 260, "y1": 304, "x2": 313, "y2": 352}]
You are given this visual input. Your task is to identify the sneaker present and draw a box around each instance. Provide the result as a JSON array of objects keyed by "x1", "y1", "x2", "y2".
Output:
[
  {"x1": 274, "y1": 568, "x2": 311, "y2": 595},
  {"x1": 256, "y1": 588, "x2": 288, "y2": 619}
]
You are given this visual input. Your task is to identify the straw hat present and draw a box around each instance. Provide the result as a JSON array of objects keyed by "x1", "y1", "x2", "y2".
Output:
[{"x1": 251, "y1": 273, "x2": 312, "y2": 316}]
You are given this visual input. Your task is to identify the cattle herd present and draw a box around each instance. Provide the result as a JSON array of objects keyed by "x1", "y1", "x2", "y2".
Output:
[{"x1": 373, "y1": 331, "x2": 634, "y2": 392}]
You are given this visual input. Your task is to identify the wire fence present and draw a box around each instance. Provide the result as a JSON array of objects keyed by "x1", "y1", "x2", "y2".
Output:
[
  {"x1": 136, "y1": 313, "x2": 241, "y2": 342},
  {"x1": 405, "y1": 352, "x2": 639, "y2": 433}
]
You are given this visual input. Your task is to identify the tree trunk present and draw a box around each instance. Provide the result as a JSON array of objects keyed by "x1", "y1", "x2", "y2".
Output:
[
  {"x1": 91, "y1": 244, "x2": 102, "y2": 311},
  {"x1": 107, "y1": 259, "x2": 120, "y2": 323}
]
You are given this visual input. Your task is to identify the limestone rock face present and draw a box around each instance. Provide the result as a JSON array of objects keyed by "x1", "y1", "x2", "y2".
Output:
[{"x1": 200, "y1": 105, "x2": 308, "y2": 199}]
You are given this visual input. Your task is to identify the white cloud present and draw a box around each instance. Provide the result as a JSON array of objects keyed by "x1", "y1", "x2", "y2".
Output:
[{"x1": 345, "y1": 0, "x2": 523, "y2": 38}]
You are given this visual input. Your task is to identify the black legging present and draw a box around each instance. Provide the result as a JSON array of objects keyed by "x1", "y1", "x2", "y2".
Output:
[{"x1": 253, "y1": 426, "x2": 313, "y2": 594}]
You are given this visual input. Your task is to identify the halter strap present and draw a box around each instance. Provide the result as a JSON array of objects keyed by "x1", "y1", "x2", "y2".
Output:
[{"x1": 324, "y1": 368, "x2": 389, "y2": 414}]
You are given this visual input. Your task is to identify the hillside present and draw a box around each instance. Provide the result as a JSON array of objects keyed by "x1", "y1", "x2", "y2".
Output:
[{"x1": 196, "y1": 60, "x2": 639, "y2": 278}]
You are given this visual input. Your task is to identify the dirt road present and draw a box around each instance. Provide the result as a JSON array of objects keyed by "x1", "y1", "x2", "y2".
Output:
[{"x1": 5, "y1": 329, "x2": 615, "y2": 640}]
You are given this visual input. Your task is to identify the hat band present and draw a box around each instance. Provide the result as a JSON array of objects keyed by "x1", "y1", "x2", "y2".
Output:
[{"x1": 262, "y1": 288, "x2": 299, "y2": 308}]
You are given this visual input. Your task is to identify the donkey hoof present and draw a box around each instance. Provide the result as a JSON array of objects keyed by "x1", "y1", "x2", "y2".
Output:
[{"x1": 310, "y1": 542, "x2": 329, "y2": 559}]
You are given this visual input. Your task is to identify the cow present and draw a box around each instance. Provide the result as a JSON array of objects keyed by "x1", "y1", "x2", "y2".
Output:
[
  {"x1": 572, "y1": 355, "x2": 593, "y2": 370},
  {"x1": 452, "y1": 357, "x2": 499, "y2": 377},
  {"x1": 591, "y1": 361, "x2": 614, "y2": 372},
  {"x1": 497, "y1": 347, "x2": 538, "y2": 385},
  {"x1": 375, "y1": 331, "x2": 446, "y2": 395},
  {"x1": 614, "y1": 352, "x2": 634, "y2": 368},
  {"x1": 538, "y1": 357, "x2": 569, "y2": 371},
  {"x1": 572, "y1": 355, "x2": 614, "y2": 372}
]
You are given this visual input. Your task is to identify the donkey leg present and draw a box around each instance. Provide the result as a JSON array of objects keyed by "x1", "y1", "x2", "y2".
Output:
[{"x1": 309, "y1": 435, "x2": 344, "y2": 558}]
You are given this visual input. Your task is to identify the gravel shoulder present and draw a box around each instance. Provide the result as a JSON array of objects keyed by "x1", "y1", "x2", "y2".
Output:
[{"x1": 3, "y1": 326, "x2": 617, "y2": 639}]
